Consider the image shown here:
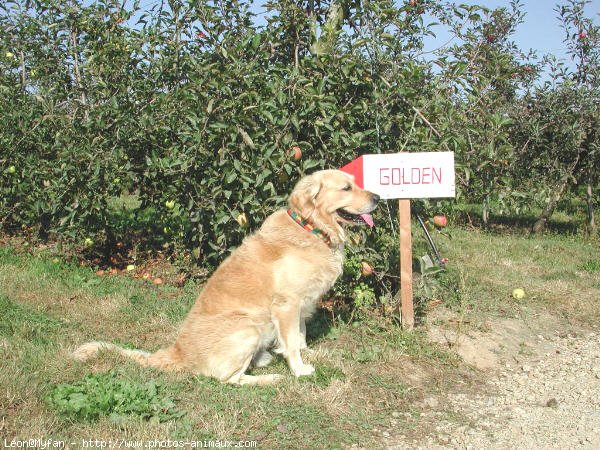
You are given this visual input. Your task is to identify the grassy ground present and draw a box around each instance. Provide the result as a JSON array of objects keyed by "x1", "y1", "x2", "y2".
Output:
[
  {"x1": 439, "y1": 226, "x2": 600, "y2": 327},
  {"x1": 0, "y1": 220, "x2": 598, "y2": 448},
  {"x1": 0, "y1": 243, "x2": 465, "y2": 449}
]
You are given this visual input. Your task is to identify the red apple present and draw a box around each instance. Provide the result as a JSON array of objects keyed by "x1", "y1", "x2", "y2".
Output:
[
  {"x1": 361, "y1": 262, "x2": 374, "y2": 277},
  {"x1": 433, "y1": 215, "x2": 447, "y2": 228},
  {"x1": 292, "y1": 146, "x2": 302, "y2": 160},
  {"x1": 579, "y1": 32, "x2": 587, "y2": 39}
]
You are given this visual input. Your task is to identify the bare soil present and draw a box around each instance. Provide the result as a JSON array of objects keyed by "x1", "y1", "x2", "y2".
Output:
[{"x1": 384, "y1": 307, "x2": 600, "y2": 449}]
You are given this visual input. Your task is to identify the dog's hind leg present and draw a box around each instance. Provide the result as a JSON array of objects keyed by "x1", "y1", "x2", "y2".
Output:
[
  {"x1": 224, "y1": 354, "x2": 282, "y2": 385},
  {"x1": 251, "y1": 349, "x2": 274, "y2": 368},
  {"x1": 206, "y1": 327, "x2": 281, "y2": 385}
]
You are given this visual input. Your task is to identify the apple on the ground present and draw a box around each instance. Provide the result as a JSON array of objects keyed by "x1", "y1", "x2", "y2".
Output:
[{"x1": 433, "y1": 215, "x2": 447, "y2": 228}]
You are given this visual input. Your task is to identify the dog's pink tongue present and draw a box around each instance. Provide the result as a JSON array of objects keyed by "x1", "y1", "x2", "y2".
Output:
[{"x1": 361, "y1": 213, "x2": 374, "y2": 228}]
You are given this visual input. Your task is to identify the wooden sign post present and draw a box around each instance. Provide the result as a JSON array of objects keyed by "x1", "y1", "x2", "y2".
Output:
[
  {"x1": 398, "y1": 199, "x2": 414, "y2": 329},
  {"x1": 341, "y1": 152, "x2": 455, "y2": 330}
]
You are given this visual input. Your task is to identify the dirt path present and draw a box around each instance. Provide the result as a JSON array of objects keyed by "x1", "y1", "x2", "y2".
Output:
[{"x1": 387, "y1": 311, "x2": 600, "y2": 449}]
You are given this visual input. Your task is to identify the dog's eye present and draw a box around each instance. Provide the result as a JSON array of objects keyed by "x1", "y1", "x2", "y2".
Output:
[{"x1": 342, "y1": 184, "x2": 352, "y2": 191}]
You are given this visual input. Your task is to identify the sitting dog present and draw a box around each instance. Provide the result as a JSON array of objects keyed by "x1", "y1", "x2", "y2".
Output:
[{"x1": 73, "y1": 169, "x2": 379, "y2": 385}]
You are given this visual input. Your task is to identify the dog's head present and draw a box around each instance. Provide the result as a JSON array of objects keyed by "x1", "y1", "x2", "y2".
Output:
[{"x1": 288, "y1": 170, "x2": 380, "y2": 243}]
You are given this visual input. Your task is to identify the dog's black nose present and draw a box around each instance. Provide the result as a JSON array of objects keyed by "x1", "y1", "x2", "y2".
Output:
[{"x1": 372, "y1": 194, "x2": 380, "y2": 204}]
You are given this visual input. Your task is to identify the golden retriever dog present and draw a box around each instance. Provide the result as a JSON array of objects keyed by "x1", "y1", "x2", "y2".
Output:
[{"x1": 73, "y1": 169, "x2": 379, "y2": 385}]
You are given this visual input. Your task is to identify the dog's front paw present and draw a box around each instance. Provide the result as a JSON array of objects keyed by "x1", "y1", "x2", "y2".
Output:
[{"x1": 292, "y1": 363, "x2": 315, "y2": 377}]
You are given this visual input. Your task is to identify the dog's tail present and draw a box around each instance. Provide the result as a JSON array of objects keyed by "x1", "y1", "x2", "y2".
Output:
[{"x1": 71, "y1": 341, "x2": 180, "y2": 370}]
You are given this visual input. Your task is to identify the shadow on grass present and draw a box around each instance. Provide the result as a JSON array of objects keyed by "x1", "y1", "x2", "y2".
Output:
[
  {"x1": 489, "y1": 214, "x2": 581, "y2": 235},
  {"x1": 454, "y1": 206, "x2": 582, "y2": 235},
  {"x1": 305, "y1": 308, "x2": 335, "y2": 345}
]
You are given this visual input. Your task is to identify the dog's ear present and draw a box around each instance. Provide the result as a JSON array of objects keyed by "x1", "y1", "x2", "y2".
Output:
[{"x1": 288, "y1": 173, "x2": 322, "y2": 219}]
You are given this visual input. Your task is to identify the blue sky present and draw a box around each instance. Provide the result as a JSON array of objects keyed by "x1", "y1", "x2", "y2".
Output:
[{"x1": 421, "y1": 0, "x2": 599, "y2": 68}]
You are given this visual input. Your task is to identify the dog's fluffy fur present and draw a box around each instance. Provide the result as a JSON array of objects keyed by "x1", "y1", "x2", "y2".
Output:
[{"x1": 73, "y1": 169, "x2": 379, "y2": 385}]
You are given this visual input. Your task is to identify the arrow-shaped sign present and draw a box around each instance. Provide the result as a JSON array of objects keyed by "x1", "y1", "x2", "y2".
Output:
[{"x1": 340, "y1": 152, "x2": 455, "y2": 199}]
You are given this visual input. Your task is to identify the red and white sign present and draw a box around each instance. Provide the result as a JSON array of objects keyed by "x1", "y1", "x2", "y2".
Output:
[{"x1": 340, "y1": 152, "x2": 455, "y2": 199}]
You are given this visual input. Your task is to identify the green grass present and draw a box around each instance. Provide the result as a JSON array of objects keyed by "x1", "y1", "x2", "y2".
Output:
[
  {"x1": 580, "y1": 260, "x2": 600, "y2": 272},
  {"x1": 437, "y1": 227, "x2": 600, "y2": 325},
  {"x1": 1, "y1": 221, "x2": 598, "y2": 447},
  {"x1": 0, "y1": 244, "x2": 447, "y2": 448},
  {"x1": 0, "y1": 295, "x2": 64, "y2": 345}
]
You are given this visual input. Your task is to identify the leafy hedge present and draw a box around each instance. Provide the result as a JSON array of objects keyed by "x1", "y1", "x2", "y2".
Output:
[
  {"x1": 1, "y1": 0, "x2": 598, "y2": 311},
  {"x1": 0, "y1": 1, "x2": 431, "y2": 254}
]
